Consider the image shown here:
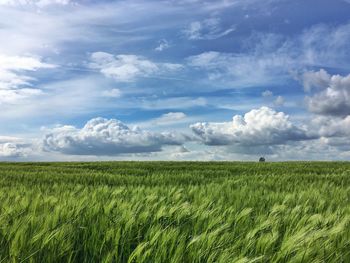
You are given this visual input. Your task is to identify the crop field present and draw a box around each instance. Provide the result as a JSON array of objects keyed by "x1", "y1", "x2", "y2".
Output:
[{"x1": 0, "y1": 162, "x2": 350, "y2": 262}]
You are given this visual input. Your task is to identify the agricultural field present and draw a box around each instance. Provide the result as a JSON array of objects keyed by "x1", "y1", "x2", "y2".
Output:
[{"x1": 0, "y1": 162, "x2": 350, "y2": 262}]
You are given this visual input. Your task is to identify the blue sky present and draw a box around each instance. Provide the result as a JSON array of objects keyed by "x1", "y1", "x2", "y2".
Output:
[{"x1": 0, "y1": 0, "x2": 350, "y2": 161}]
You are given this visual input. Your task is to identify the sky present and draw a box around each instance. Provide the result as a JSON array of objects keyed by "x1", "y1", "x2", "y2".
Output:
[{"x1": 0, "y1": 0, "x2": 350, "y2": 161}]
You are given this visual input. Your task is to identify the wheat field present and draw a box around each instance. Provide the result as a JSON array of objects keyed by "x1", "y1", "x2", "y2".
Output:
[{"x1": 0, "y1": 162, "x2": 349, "y2": 262}]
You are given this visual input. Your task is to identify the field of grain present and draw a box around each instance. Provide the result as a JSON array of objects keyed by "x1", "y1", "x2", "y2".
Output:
[{"x1": 0, "y1": 162, "x2": 349, "y2": 262}]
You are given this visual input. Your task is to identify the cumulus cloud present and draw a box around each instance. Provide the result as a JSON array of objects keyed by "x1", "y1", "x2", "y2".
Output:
[
  {"x1": 191, "y1": 107, "x2": 313, "y2": 148},
  {"x1": 89, "y1": 52, "x2": 182, "y2": 82},
  {"x1": 302, "y1": 69, "x2": 330, "y2": 92},
  {"x1": 43, "y1": 117, "x2": 187, "y2": 155},
  {"x1": 303, "y1": 69, "x2": 350, "y2": 116},
  {"x1": 310, "y1": 116, "x2": 350, "y2": 138},
  {"x1": 0, "y1": 136, "x2": 32, "y2": 158},
  {"x1": 183, "y1": 17, "x2": 235, "y2": 40},
  {"x1": 0, "y1": 143, "x2": 26, "y2": 157},
  {"x1": 261, "y1": 90, "x2": 285, "y2": 107}
]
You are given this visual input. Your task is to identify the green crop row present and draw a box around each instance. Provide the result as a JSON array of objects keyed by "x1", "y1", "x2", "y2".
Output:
[{"x1": 0, "y1": 161, "x2": 349, "y2": 262}]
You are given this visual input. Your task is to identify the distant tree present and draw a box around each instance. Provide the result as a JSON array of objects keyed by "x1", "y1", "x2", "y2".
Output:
[{"x1": 259, "y1": 157, "x2": 265, "y2": 162}]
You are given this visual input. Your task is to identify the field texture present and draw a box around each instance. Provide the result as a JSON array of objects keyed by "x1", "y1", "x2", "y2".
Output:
[{"x1": 0, "y1": 162, "x2": 350, "y2": 262}]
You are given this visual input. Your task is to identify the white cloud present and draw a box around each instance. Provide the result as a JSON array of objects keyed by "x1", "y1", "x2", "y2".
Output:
[
  {"x1": 43, "y1": 117, "x2": 188, "y2": 155},
  {"x1": 261, "y1": 90, "x2": 285, "y2": 108},
  {"x1": 300, "y1": 23, "x2": 350, "y2": 69},
  {"x1": 0, "y1": 136, "x2": 33, "y2": 158},
  {"x1": 187, "y1": 23, "x2": 350, "y2": 86},
  {"x1": 310, "y1": 116, "x2": 350, "y2": 138},
  {"x1": 0, "y1": 54, "x2": 55, "y2": 104},
  {"x1": 274, "y1": 95, "x2": 285, "y2": 106},
  {"x1": 0, "y1": 54, "x2": 54, "y2": 71},
  {"x1": 302, "y1": 69, "x2": 330, "y2": 92},
  {"x1": 262, "y1": 90, "x2": 273, "y2": 97},
  {"x1": 0, "y1": 88, "x2": 43, "y2": 104},
  {"x1": 101, "y1": 88, "x2": 122, "y2": 98},
  {"x1": 0, "y1": 135, "x2": 21, "y2": 143},
  {"x1": 0, "y1": 1, "x2": 193, "y2": 56},
  {"x1": 318, "y1": 137, "x2": 350, "y2": 152},
  {"x1": 0, "y1": 75, "x2": 114, "y2": 125},
  {"x1": 153, "y1": 112, "x2": 187, "y2": 125},
  {"x1": 191, "y1": 107, "x2": 313, "y2": 148},
  {"x1": 183, "y1": 17, "x2": 235, "y2": 40},
  {"x1": 89, "y1": 52, "x2": 182, "y2": 82},
  {"x1": 140, "y1": 97, "x2": 207, "y2": 110},
  {"x1": 303, "y1": 69, "x2": 350, "y2": 116},
  {"x1": 186, "y1": 31, "x2": 295, "y2": 85},
  {"x1": 155, "y1": 39, "x2": 170, "y2": 52},
  {"x1": 187, "y1": 49, "x2": 292, "y2": 86},
  {"x1": 0, "y1": 0, "x2": 72, "y2": 7},
  {"x1": 0, "y1": 3, "x2": 120, "y2": 55},
  {"x1": 0, "y1": 143, "x2": 26, "y2": 157},
  {"x1": 259, "y1": 139, "x2": 350, "y2": 161},
  {"x1": 0, "y1": 54, "x2": 55, "y2": 88}
]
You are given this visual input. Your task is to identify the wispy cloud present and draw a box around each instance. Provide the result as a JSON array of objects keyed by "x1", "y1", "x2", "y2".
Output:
[
  {"x1": 187, "y1": 23, "x2": 350, "y2": 86},
  {"x1": 183, "y1": 17, "x2": 235, "y2": 40},
  {"x1": 0, "y1": 54, "x2": 55, "y2": 104},
  {"x1": 0, "y1": 0, "x2": 72, "y2": 7},
  {"x1": 89, "y1": 52, "x2": 183, "y2": 82},
  {"x1": 152, "y1": 112, "x2": 187, "y2": 125},
  {"x1": 101, "y1": 88, "x2": 122, "y2": 98},
  {"x1": 154, "y1": 39, "x2": 170, "y2": 51}
]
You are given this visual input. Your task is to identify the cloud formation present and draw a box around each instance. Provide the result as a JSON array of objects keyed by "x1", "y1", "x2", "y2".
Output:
[
  {"x1": 0, "y1": 0, "x2": 349, "y2": 160},
  {"x1": 43, "y1": 117, "x2": 187, "y2": 155},
  {"x1": 0, "y1": 0, "x2": 72, "y2": 7},
  {"x1": 274, "y1": 96, "x2": 285, "y2": 106},
  {"x1": 89, "y1": 52, "x2": 182, "y2": 82},
  {"x1": 101, "y1": 88, "x2": 122, "y2": 98},
  {"x1": 155, "y1": 39, "x2": 170, "y2": 52},
  {"x1": 0, "y1": 54, "x2": 55, "y2": 104},
  {"x1": 187, "y1": 23, "x2": 350, "y2": 86},
  {"x1": 262, "y1": 90, "x2": 273, "y2": 97},
  {"x1": 183, "y1": 17, "x2": 235, "y2": 40},
  {"x1": 187, "y1": 48, "x2": 291, "y2": 86},
  {"x1": 299, "y1": 23, "x2": 350, "y2": 69},
  {"x1": 310, "y1": 116, "x2": 350, "y2": 138},
  {"x1": 153, "y1": 112, "x2": 187, "y2": 125},
  {"x1": 304, "y1": 69, "x2": 350, "y2": 116},
  {"x1": 0, "y1": 136, "x2": 32, "y2": 158},
  {"x1": 191, "y1": 107, "x2": 313, "y2": 147}
]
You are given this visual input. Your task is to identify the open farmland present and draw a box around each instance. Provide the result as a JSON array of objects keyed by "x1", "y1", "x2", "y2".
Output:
[{"x1": 0, "y1": 162, "x2": 350, "y2": 262}]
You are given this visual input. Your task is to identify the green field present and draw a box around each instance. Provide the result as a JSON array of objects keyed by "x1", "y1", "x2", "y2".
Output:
[{"x1": 0, "y1": 162, "x2": 350, "y2": 262}]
